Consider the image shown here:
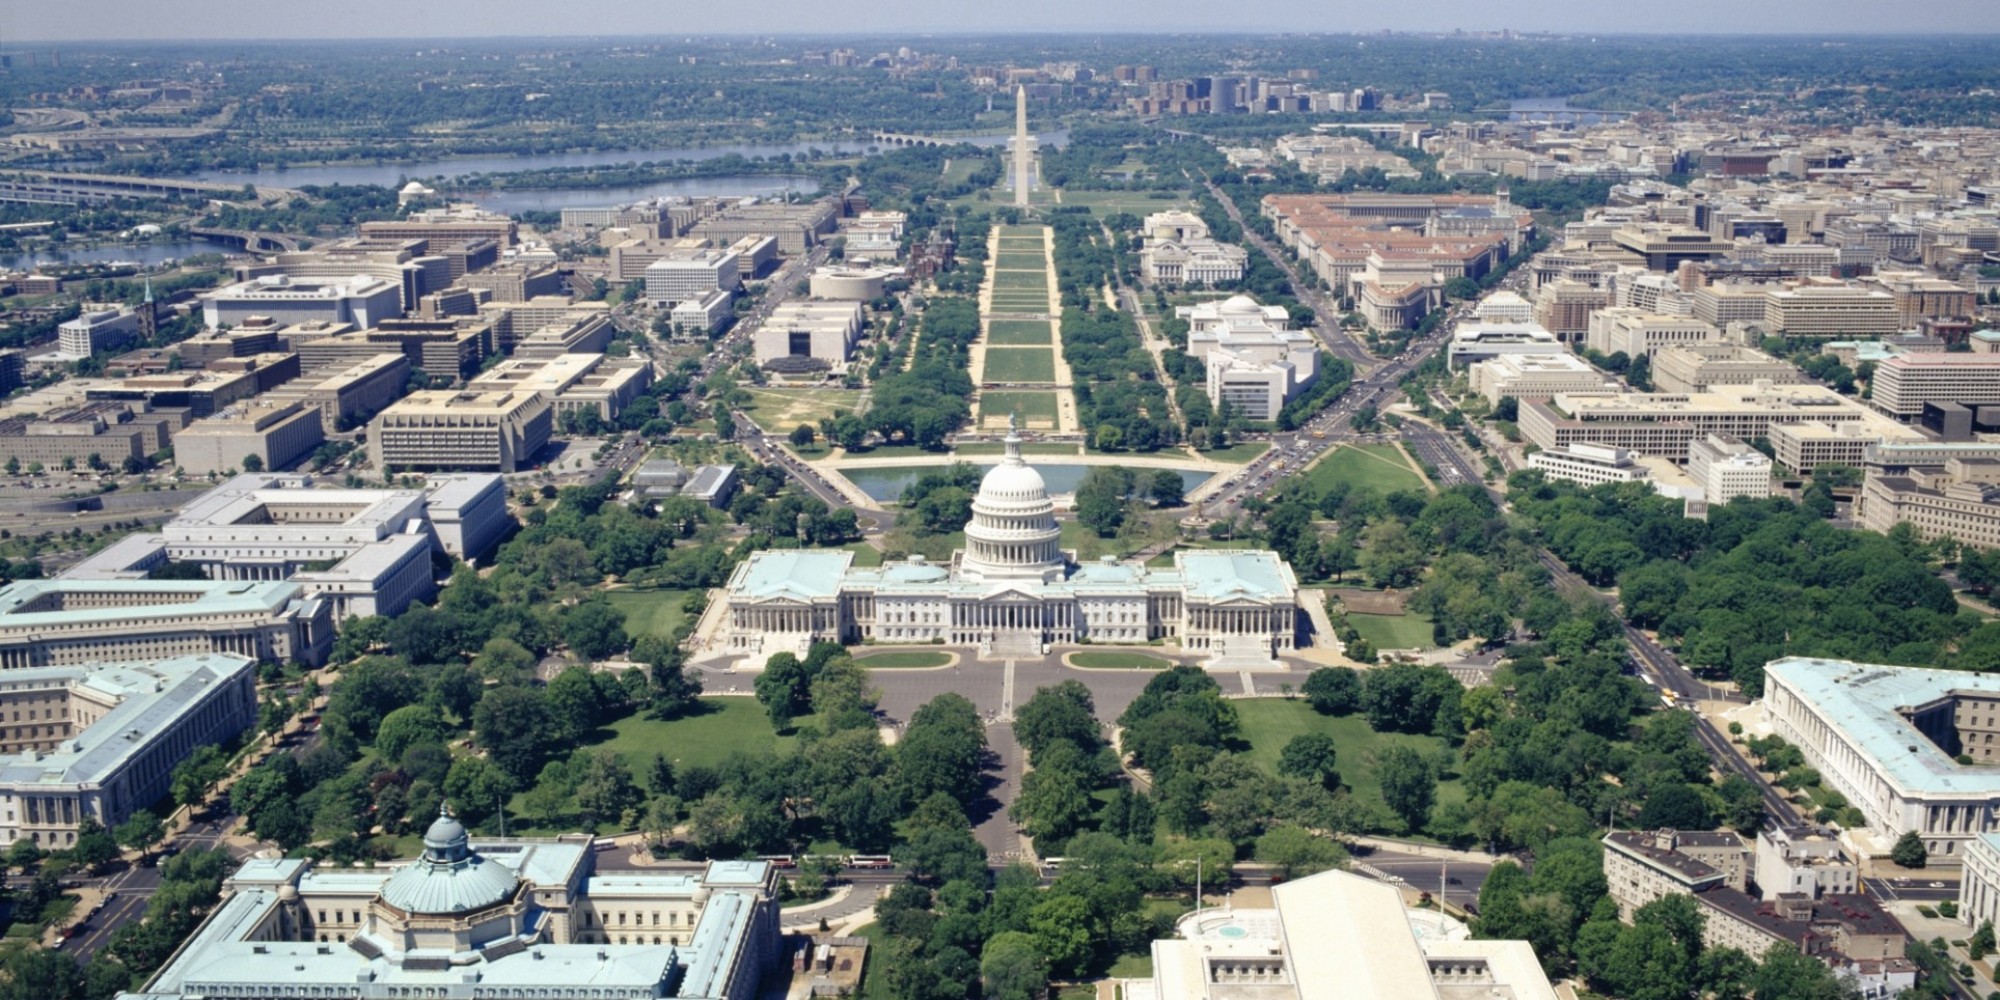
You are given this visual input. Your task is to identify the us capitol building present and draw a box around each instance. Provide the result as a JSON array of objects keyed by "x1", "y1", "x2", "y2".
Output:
[{"x1": 721, "y1": 424, "x2": 1301, "y2": 665}]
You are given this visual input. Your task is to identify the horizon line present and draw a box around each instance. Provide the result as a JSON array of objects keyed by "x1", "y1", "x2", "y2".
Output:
[{"x1": 9, "y1": 28, "x2": 2000, "y2": 45}]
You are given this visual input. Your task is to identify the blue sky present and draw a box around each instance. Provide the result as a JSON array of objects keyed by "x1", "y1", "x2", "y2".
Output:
[{"x1": 6, "y1": 0, "x2": 1997, "y2": 40}]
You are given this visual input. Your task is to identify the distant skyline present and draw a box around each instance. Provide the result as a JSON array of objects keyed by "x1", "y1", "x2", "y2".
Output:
[{"x1": 5, "y1": 0, "x2": 1999, "y2": 42}]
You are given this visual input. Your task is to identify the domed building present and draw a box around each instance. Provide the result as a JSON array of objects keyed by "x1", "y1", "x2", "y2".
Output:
[
  {"x1": 1177, "y1": 295, "x2": 1322, "y2": 423},
  {"x1": 722, "y1": 419, "x2": 1300, "y2": 665},
  {"x1": 125, "y1": 805, "x2": 784, "y2": 1000}
]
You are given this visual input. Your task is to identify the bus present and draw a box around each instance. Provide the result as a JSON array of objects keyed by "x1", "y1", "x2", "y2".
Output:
[
  {"x1": 1040, "y1": 857, "x2": 1067, "y2": 874},
  {"x1": 757, "y1": 855, "x2": 798, "y2": 869},
  {"x1": 846, "y1": 855, "x2": 895, "y2": 870}
]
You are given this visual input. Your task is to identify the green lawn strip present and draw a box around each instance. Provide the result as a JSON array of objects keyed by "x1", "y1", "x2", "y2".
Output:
[
  {"x1": 603, "y1": 588, "x2": 698, "y2": 639},
  {"x1": 1344, "y1": 611, "x2": 1437, "y2": 650},
  {"x1": 992, "y1": 273, "x2": 1050, "y2": 291},
  {"x1": 740, "y1": 387, "x2": 864, "y2": 432},
  {"x1": 1303, "y1": 444, "x2": 1427, "y2": 495},
  {"x1": 1233, "y1": 699, "x2": 1466, "y2": 821},
  {"x1": 1197, "y1": 442, "x2": 1271, "y2": 464},
  {"x1": 995, "y1": 252, "x2": 1048, "y2": 269},
  {"x1": 841, "y1": 444, "x2": 942, "y2": 459},
  {"x1": 854, "y1": 650, "x2": 953, "y2": 668},
  {"x1": 979, "y1": 391, "x2": 1061, "y2": 421},
  {"x1": 980, "y1": 348, "x2": 1057, "y2": 383},
  {"x1": 1070, "y1": 651, "x2": 1173, "y2": 669},
  {"x1": 843, "y1": 542, "x2": 884, "y2": 568},
  {"x1": 985, "y1": 320, "x2": 1053, "y2": 345},
  {"x1": 955, "y1": 442, "x2": 1078, "y2": 456}
]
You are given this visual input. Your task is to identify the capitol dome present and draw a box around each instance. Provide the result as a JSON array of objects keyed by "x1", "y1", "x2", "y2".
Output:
[
  {"x1": 379, "y1": 805, "x2": 520, "y2": 916},
  {"x1": 960, "y1": 416, "x2": 1065, "y2": 583}
]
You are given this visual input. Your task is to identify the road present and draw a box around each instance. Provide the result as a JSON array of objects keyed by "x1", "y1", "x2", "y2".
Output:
[{"x1": 1199, "y1": 176, "x2": 1376, "y2": 370}]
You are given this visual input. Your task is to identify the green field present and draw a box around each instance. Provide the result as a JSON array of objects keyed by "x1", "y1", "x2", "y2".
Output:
[
  {"x1": 981, "y1": 348, "x2": 1057, "y2": 383},
  {"x1": 992, "y1": 272, "x2": 1050, "y2": 293},
  {"x1": 1200, "y1": 442, "x2": 1271, "y2": 464},
  {"x1": 995, "y1": 251, "x2": 1047, "y2": 270},
  {"x1": 843, "y1": 542, "x2": 884, "y2": 568},
  {"x1": 854, "y1": 650, "x2": 954, "y2": 668},
  {"x1": 1234, "y1": 699, "x2": 1466, "y2": 827},
  {"x1": 741, "y1": 387, "x2": 865, "y2": 433},
  {"x1": 580, "y1": 699, "x2": 801, "y2": 773},
  {"x1": 1071, "y1": 651, "x2": 1173, "y2": 669},
  {"x1": 998, "y1": 226, "x2": 1047, "y2": 239},
  {"x1": 986, "y1": 320, "x2": 1053, "y2": 345},
  {"x1": 1346, "y1": 611, "x2": 1438, "y2": 651},
  {"x1": 955, "y1": 442, "x2": 1079, "y2": 456},
  {"x1": 1304, "y1": 444, "x2": 1428, "y2": 495},
  {"x1": 1058, "y1": 190, "x2": 1194, "y2": 214},
  {"x1": 603, "y1": 588, "x2": 700, "y2": 639},
  {"x1": 980, "y1": 390, "x2": 1061, "y2": 421}
]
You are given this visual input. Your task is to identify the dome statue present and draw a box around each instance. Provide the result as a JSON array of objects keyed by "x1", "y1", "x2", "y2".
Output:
[{"x1": 959, "y1": 415, "x2": 1065, "y2": 583}]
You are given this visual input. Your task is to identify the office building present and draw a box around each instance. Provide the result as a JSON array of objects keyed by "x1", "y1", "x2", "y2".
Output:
[
  {"x1": 121, "y1": 837, "x2": 781, "y2": 1000},
  {"x1": 0, "y1": 578, "x2": 332, "y2": 668},
  {"x1": 1177, "y1": 296, "x2": 1319, "y2": 422},
  {"x1": 1652, "y1": 345, "x2": 1802, "y2": 394},
  {"x1": 293, "y1": 319, "x2": 496, "y2": 383},
  {"x1": 460, "y1": 262, "x2": 564, "y2": 303},
  {"x1": 1686, "y1": 434, "x2": 1772, "y2": 505},
  {"x1": 1474, "y1": 290, "x2": 1534, "y2": 323},
  {"x1": 57, "y1": 308, "x2": 142, "y2": 360},
  {"x1": 1960, "y1": 833, "x2": 2000, "y2": 934},
  {"x1": 511, "y1": 314, "x2": 617, "y2": 360},
  {"x1": 1764, "y1": 657, "x2": 2000, "y2": 862},
  {"x1": 479, "y1": 297, "x2": 611, "y2": 353},
  {"x1": 727, "y1": 235, "x2": 780, "y2": 279},
  {"x1": 1585, "y1": 309, "x2": 1722, "y2": 358},
  {"x1": 261, "y1": 238, "x2": 451, "y2": 311},
  {"x1": 172, "y1": 401, "x2": 325, "y2": 476},
  {"x1": 1763, "y1": 287, "x2": 1898, "y2": 338},
  {"x1": 1469, "y1": 353, "x2": 1616, "y2": 404},
  {"x1": 1611, "y1": 224, "x2": 1734, "y2": 270},
  {"x1": 1871, "y1": 354, "x2": 2000, "y2": 419},
  {"x1": 1125, "y1": 868, "x2": 1557, "y2": 1000},
  {"x1": 1858, "y1": 458, "x2": 2000, "y2": 550},
  {"x1": 202, "y1": 276, "x2": 403, "y2": 331},
  {"x1": 84, "y1": 355, "x2": 297, "y2": 419},
  {"x1": 369, "y1": 390, "x2": 553, "y2": 473},
  {"x1": 260, "y1": 353, "x2": 411, "y2": 430},
  {"x1": 753, "y1": 301, "x2": 866, "y2": 369},
  {"x1": 1691, "y1": 284, "x2": 1774, "y2": 328},
  {"x1": 1520, "y1": 383, "x2": 1918, "y2": 465},
  {"x1": 609, "y1": 237, "x2": 711, "y2": 283},
  {"x1": 644, "y1": 248, "x2": 740, "y2": 306},
  {"x1": 688, "y1": 200, "x2": 839, "y2": 254},
  {"x1": 467, "y1": 353, "x2": 654, "y2": 425},
  {"x1": 1534, "y1": 280, "x2": 1610, "y2": 341},
  {"x1": 1141, "y1": 239, "x2": 1249, "y2": 285},
  {"x1": 809, "y1": 265, "x2": 896, "y2": 301},
  {"x1": 1756, "y1": 826, "x2": 1858, "y2": 902},
  {"x1": 723, "y1": 430, "x2": 1299, "y2": 666},
  {"x1": 670, "y1": 288, "x2": 734, "y2": 339},
  {"x1": 0, "y1": 653, "x2": 256, "y2": 848},
  {"x1": 1528, "y1": 442, "x2": 1653, "y2": 489},
  {"x1": 1446, "y1": 322, "x2": 1563, "y2": 368},
  {"x1": 0, "y1": 401, "x2": 184, "y2": 470},
  {"x1": 358, "y1": 214, "x2": 517, "y2": 255}
]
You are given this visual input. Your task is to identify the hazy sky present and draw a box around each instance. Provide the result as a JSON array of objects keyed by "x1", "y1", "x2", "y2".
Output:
[{"x1": 6, "y1": 0, "x2": 1998, "y2": 41}]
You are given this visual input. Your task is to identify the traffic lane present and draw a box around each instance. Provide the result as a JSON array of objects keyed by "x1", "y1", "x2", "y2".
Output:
[{"x1": 1865, "y1": 877, "x2": 1958, "y2": 903}]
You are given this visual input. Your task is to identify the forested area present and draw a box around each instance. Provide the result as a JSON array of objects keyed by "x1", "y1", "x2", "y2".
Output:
[{"x1": 1046, "y1": 210, "x2": 1177, "y2": 452}]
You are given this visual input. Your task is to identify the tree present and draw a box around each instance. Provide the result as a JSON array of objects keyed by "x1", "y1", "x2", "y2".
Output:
[
  {"x1": 1075, "y1": 467, "x2": 1127, "y2": 537},
  {"x1": 1377, "y1": 746, "x2": 1437, "y2": 834},
  {"x1": 1012, "y1": 681, "x2": 1103, "y2": 759},
  {"x1": 790, "y1": 424, "x2": 817, "y2": 448},
  {"x1": 114, "y1": 809, "x2": 165, "y2": 862},
  {"x1": 6, "y1": 837, "x2": 42, "y2": 874},
  {"x1": 898, "y1": 694, "x2": 989, "y2": 808},
  {"x1": 375, "y1": 704, "x2": 450, "y2": 763},
  {"x1": 1636, "y1": 784, "x2": 1715, "y2": 830},
  {"x1": 575, "y1": 752, "x2": 642, "y2": 829},
  {"x1": 1747, "y1": 941, "x2": 1861, "y2": 1000},
  {"x1": 1970, "y1": 919, "x2": 1995, "y2": 961},
  {"x1": 981, "y1": 930, "x2": 1048, "y2": 1000},
  {"x1": 241, "y1": 453, "x2": 265, "y2": 473},
  {"x1": 754, "y1": 652, "x2": 812, "y2": 730},
  {"x1": 1028, "y1": 893, "x2": 1096, "y2": 977},
  {"x1": 72, "y1": 817, "x2": 120, "y2": 873},
  {"x1": 1277, "y1": 733, "x2": 1339, "y2": 789},
  {"x1": 1891, "y1": 830, "x2": 1928, "y2": 869},
  {"x1": 473, "y1": 685, "x2": 557, "y2": 784},
  {"x1": 1149, "y1": 469, "x2": 1185, "y2": 508},
  {"x1": 1302, "y1": 666, "x2": 1361, "y2": 715},
  {"x1": 561, "y1": 599, "x2": 628, "y2": 660},
  {"x1": 1254, "y1": 825, "x2": 1347, "y2": 879}
]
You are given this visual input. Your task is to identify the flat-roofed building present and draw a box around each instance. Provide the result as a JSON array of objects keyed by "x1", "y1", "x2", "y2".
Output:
[
  {"x1": 1653, "y1": 344, "x2": 1802, "y2": 393},
  {"x1": 0, "y1": 653, "x2": 255, "y2": 848},
  {"x1": 202, "y1": 276, "x2": 403, "y2": 331},
  {"x1": 86, "y1": 355, "x2": 297, "y2": 419},
  {"x1": 1764, "y1": 286, "x2": 1898, "y2": 338},
  {"x1": 0, "y1": 401, "x2": 185, "y2": 470},
  {"x1": 1177, "y1": 295, "x2": 1319, "y2": 422},
  {"x1": 1141, "y1": 210, "x2": 1209, "y2": 242},
  {"x1": 684, "y1": 465, "x2": 739, "y2": 509},
  {"x1": 1535, "y1": 279, "x2": 1610, "y2": 342},
  {"x1": 1141, "y1": 239, "x2": 1248, "y2": 285},
  {"x1": 459, "y1": 262, "x2": 563, "y2": 303},
  {"x1": 1528, "y1": 442, "x2": 1652, "y2": 488},
  {"x1": 510, "y1": 314, "x2": 616, "y2": 360},
  {"x1": 358, "y1": 214, "x2": 516, "y2": 254},
  {"x1": 293, "y1": 321, "x2": 494, "y2": 383},
  {"x1": 1521, "y1": 383, "x2": 1921, "y2": 466},
  {"x1": 260, "y1": 353, "x2": 411, "y2": 430},
  {"x1": 670, "y1": 288, "x2": 734, "y2": 339},
  {"x1": 1764, "y1": 657, "x2": 2000, "y2": 862},
  {"x1": 1126, "y1": 868, "x2": 1558, "y2": 1000},
  {"x1": 172, "y1": 401, "x2": 325, "y2": 476},
  {"x1": 727, "y1": 235, "x2": 779, "y2": 279},
  {"x1": 1585, "y1": 308, "x2": 1722, "y2": 358},
  {"x1": 1469, "y1": 353, "x2": 1617, "y2": 404},
  {"x1": 1687, "y1": 433, "x2": 1772, "y2": 504},
  {"x1": 1961, "y1": 833, "x2": 2000, "y2": 933},
  {"x1": 1858, "y1": 458, "x2": 2000, "y2": 550},
  {"x1": 467, "y1": 353, "x2": 654, "y2": 424},
  {"x1": 477, "y1": 296, "x2": 610, "y2": 352},
  {"x1": 57, "y1": 308, "x2": 141, "y2": 360},
  {"x1": 809, "y1": 265, "x2": 897, "y2": 301},
  {"x1": 753, "y1": 301, "x2": 865, "y2": 368},
  {"x1": 688, "y1": 199, "x2": 838, "y2": 253},
  {"x1": 1475, "y1": 289, "x2": 1534, "y2": 323},
  {"x1": 1611, "y1": 224, "x2": 1733, "y2": 270},
  {"x1": 609, "y1": 236, "x2": 712, "y2": 282},
  {"x1": 0, "y1": 578, "x2": 332, "y2": 668},
  {"x1": 1757, "y1": 825, "x2": 1858, "y2": 901},
  {"x1": 1871, "y1": 353, "x2": 2000, "y2": 419},
  {"x1": 1603, "y1": 830, "x2": 1744, "y2": 919},
  {"x1": 1691, "y1": 284, "x2": 1774, "y2": 327},
  {"x1": 1446, "y1": 322, "x2": 1562, "y2": 368},
  {"x1": 369, "y1": 390, "x2": 552, "y2": 473},
  {"x1": 644, "y1": 248, "x2": 740, "y2": 307}
]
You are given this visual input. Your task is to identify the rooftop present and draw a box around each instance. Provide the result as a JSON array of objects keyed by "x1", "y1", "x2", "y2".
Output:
[
  {"x1": 0, "y1": 653, "x2": 254, "y2": 788},
  {"x1": 1766, "y1": 657, "x2": 2000, "y2": 797}
]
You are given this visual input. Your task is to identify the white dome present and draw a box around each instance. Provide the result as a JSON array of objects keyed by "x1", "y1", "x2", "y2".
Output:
[
  {"x1": 977, "y1": 460, "x2": 1048, "y2": 505},
  {"x1": 1220, "y1": 294, "x2": 1261, "y2": 313},
  {"x1": 958, "y1": 416, "x2": 1065, "y2": 582}
]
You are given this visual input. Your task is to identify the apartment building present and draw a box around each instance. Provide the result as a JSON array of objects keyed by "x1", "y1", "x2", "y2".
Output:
[
  {"x1": 1757, "y1": 826, "x2": 1859, "y2": 901},
  {"x1": 0, "y1": 653, "x2": 255, "y2": 848},
  {"x1": 172, "y1": 401, "x2": 325, "y2": 476},
  {"x1": 1870, "y1": 353, "x2": 2000, "y2": 418},
  {"x1": 1652, "y1": 345, "x2": 1803, "y2": 394},
  {"x1": 1603, "y1": 830, "x2": 1747, "y2": 919},
  {"x1": 1469, "y1": 353, "x2": 1617, "y2": 404},
  {"x1": 368, "y1": 390, "x2": 553, "y2": 473}
]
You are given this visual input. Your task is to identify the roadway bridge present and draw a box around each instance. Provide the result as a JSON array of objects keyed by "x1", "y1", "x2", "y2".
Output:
[
  {"x1": 0, "y1": 171, "x2": 300, "y2": 206},
  {"x1": 872, "y1": 132, "x2": 964, "y2": 148},
  {"x1": 186, "y1": 226, "x2": 301, "y2": 253}
]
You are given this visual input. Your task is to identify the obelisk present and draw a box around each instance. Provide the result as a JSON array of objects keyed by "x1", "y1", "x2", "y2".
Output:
[{"x1": 1013, "y1": 85, "x2": 1031, "y2": 207}]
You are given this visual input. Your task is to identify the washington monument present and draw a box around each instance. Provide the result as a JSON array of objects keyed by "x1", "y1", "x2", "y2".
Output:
[{"x1": 1011, "y1": 84, "x2": 1035, "y2": 207}]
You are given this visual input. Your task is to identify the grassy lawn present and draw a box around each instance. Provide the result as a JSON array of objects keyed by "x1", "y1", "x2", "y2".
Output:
[
  {"x1": 993, "y1": 272, "x2": 1049, "y2": 291},
  {"x1": 1346, "y1": 611, "x2": 1438, "y2": 651},
  {"x1": 740, "y1": 387, "x2": 864, "y2": 433},
  {"x1": 980, "y1": 390, "x2": 1060, "y2": 421},
  {"x1": 988, "y1": 298, "x2": 1051, "y2": 314},
  {"x1": 841, "y1": 443, "x2": 940, "y2": 459},
  {"x1": 994, "y1": 251, "x2": 1047, "y2": 270},
  {"x1": 986, "y1": 319, "x2": 1053, "y2": 345},
  {"x1": 1059, "y1": 190, "x2": 1193, "y2": 214},
  {"x1": 1198, "y1": 441, "x2": 1271, "y2": 464},
  {"x1": 956, "y1": 442, "x2": 1079, "y2": 456},
  {"x1": 998, "y1": 226, "x2": 1048, "y2": 239},
  {"x1": 855, "y1": 650, "x2": 954, "y2": 668},
  {"x1": 1071, "y1": 651, "x2": 1173, "y2": 669},
  {"x1": 981, "y1": 348, "x2": 1057, "y2": 383},
  {"x1": 1304, "y1": 444, "x2": 1427, "y2": 495},
  {"x1": 587, "y1": 699, "x2": 804, "y2": 771},
  {"x1": 603, "y1": 588, "x2": 699, "y2": 639},
  {"x1": 843, "y1": 542, "x2": 884, "y2": 568},
  {"x1": 1234, "y1": 699, "x2": 1466, "y2": 823}
]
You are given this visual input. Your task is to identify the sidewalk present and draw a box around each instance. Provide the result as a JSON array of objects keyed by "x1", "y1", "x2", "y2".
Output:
[{"x1": 1347, "y1": 834, "x2": 1508, "y2": 865}]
